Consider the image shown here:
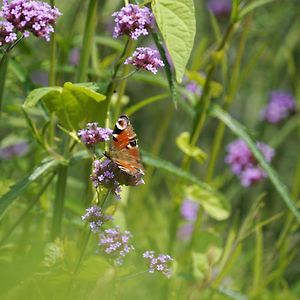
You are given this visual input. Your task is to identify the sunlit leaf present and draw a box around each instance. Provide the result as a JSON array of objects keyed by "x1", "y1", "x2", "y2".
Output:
[
  {"x1": 176, "y1": 131, "x2": 207, "y2": 163},
  {"x1": 23, "y1": 87, "x2": 62, "y2": 108},
  {"x1": 152, "y1": 0, "x2": 196, "y2": 82},
  {"x1": 186, "y1": 184, "x2": 230, "y2": 221}
]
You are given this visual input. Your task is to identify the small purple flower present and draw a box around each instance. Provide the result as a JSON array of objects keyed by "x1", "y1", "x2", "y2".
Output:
[
  {"x1": 0, "y1": 141, "x2": 29, "y2": 159},
  {"x1": 81, "y1": 206, "x2": 111, "y2": 232},
  {"x1": 0, "y1": 21, "x2": 17, "y2": 46},
  {"x1": 112, "y1": 4, "x2": 154, "y2": 40},
  {"x1": 180, "y1": 199, "x2": 199, "y2": 222},
  {"x1": 261, "y1": 90, "x2": 297, "y2": 124},
  {"x1": 207, "y1": 0, "x2": 232, "y2": 18},
  {"x1": 177, "y1": 223, "x2": 194, "y2": 242},
  {"x1": 78, "y1": 123, "x2": 113, "y2": 146},
  {"x1": 143, "y1": 250, "x2": 174, "y2": 278},
  {"x1": 225, "y1": 139, "x2": 275, "y2": 187},
  {"x1": 90, "y1": 158, "x2": 121, "y2": 199},
  {"x1": 1, "y1": 0, "x2": 62, "y2": 41},
  {"x1": 125, "y1": 47, "x2": 164, "y2": 74},
  {"x1": 99, "y1": 226, "x2": 134, "y2": 265},
  {"x1": 69, "y1": 47, "x2": 80, "y2": 66}
]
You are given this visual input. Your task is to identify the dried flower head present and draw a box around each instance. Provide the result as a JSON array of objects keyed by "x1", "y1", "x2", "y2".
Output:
[
  {"x1": 261, "y1": 90, "x2": 297, "y2": 124},
  {"x1": 125, "y1": 47, "x2": 164, "y2": 74},
  {"x1": 78, "y1": 123, "x2": 113, "y2": 146},
  {"x1": 99, "y1": 227, "x2": 134, "y2": 265},
  {"x1": 1, "y1": 0, "x2": 62, "y2": 41},
  {"x1": 0, "y1": 21, "x2": 17, "y2": 46},
  {"x1": 143, "y1": 250, "x2": 174, "y2": 278},
  {"x1": 180, "y1": 199, "x2": 199, "y2": 222},
  {"x1": 225, "y1": 139, "x2": 275, "y2": 187},
  {"x1": 81, "y1": 206, "x2": 111, "y2": 232},
  {"x1": 112, "y1": 4, "x2": 154, "y2": 40}
]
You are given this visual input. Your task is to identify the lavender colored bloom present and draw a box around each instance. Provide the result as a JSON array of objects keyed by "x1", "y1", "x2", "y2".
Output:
[
  {"x1": 112, "y1": 4, "x2": 154, "y2": 40},
  {"x1": 0, "y1": 141, "x2": 29, "y2": 159},
  {"x1": 261, "y1": 90, "x2": 297, "y2": 124},
  {"x1": 81, "y1": 206, "x2": 111, "y2": 232},
  {"x1": 177, "y1": 223, "x2": 194, "y2": 241},
  {"x1": 143, "y1": 250, "x2": 174, "y2": 278},
  {"x1": 207, "y1": 0, "x2": 232, "y2": 18},
  {"x1": 225, "y1": 139, "x2": 275, "y2": 187},
  {"x1": 125, "y1": 47, "x2": 164, "y2": 74},
  {"x1": 1, "y1": 0, "x2": 62, "y2": 41},
  {"x1": 69, "y1": 47, "x2": 80, "y2": 66},
  {"x1": 99, "y1": 226, "x2": 134, "y2": 265},
  {"x1": 0, "y1": 21, "x2": 17, "y2": 46},
  {"x1": 186, "y1": 81, "x2": 202, "y2": 97},
  {"x1": 90, "y1": 158, "x2": 122, "y2": 199},
  {"x1": 78, "y1": 123, "x2": 113, "y2": 146},
  {"x1": 180, "y1": 199, "x2": 199, "y2": 222}
]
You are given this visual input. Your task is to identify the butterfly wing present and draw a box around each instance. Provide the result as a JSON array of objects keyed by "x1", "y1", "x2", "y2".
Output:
[{"x1": 109, "y1": 115, "x2": 144, "y2": 177}]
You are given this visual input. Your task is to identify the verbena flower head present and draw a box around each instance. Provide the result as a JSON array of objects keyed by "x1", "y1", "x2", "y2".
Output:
[
  {"x1": 112, "y1": 4, "x2": 154, "y2": 40},
  {"x1": 81, "y1": 206, "x2": 111, "y2": 232},
  {"x1": 207, "y1": 0, "x2": 232, "y2": 18},
  {"x1": 78, "y1": 123, "x2": 113, "y2": 146},
  {"x1": 180, "y1": 199, "x2": 199, "y2": 222},
  {"x1": 90, "y1": 158, "x2": 122, "y2": 199},
  {"x1": 225, "y1": 139, "x2": 275, "y2": 187},
  {"x1": 0, "y1": 21, "x2": 17, "y2": 46},
  {"x1": 125, "y1": 47, "x2": 164, "y2": 74},
  {"x1": 99, "y1": 226, "x2": 134, "y2": 265},
  {"x1": 0, "y1": 141, "x2": 29, "y2": 159},
  {"x1": 1, "y1": 0, "x2": 62, "y2": 41},
  {"x1": 261, "y1": 90, "x2": 297, "y2": 124},
  {"x1": 143, "y1": 250, "x2": 174, "y2": 278},
  {"x1": 177, "y1": 223, "x2": 194, "y2": 241}
]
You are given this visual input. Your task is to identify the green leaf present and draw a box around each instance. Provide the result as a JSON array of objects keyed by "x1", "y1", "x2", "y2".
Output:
[
  {"x1": 0, "y1": 159, "x2": 59, "y2": 220},
  {"x1": 176, "y1": 131, "x2": 207, "y2": 163},
  {"x1": 210, "y1": 104, "x2": 300, "y2": 223},
  {"x1": 23, "y1": 87, "x2": 62, "y2": 108},
  {"x1": 186, "y1": 185, "x2": 230, "y2": 221},
  {"x1": 152, "y1": 0, "x2": 196, "y2": 83}
]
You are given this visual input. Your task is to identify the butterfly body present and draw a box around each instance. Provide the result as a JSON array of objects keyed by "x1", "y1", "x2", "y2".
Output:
[{"x1": 106, "y1": 115, "x2": 144, "y2": 186}]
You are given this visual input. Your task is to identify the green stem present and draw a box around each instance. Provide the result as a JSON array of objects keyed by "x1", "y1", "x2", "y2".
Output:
[
  {"x1": 104, "y1": 38, "x2": 131, "y2": 132},
  {"x1": 76, "y1": 0, "x2": 98, "y2": 82},
  {"x1": 49, "y1": 0, "x2": 56, "y2": 85},
  {"x1": 51, "y1": 135, "x2": 69, "y2": 240},
  {"x1": 0, "y1": 53, "x2": 9, "y2": 113}
]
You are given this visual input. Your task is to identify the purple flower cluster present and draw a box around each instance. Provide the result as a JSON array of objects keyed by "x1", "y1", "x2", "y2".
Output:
[
  {"x1": 207, "y1": 0, "x2": 232, "y2": 18},
  {"x1": 112, "y1": 4, "x2": 154, "y2": 40},
  {"x1": 78, "y1": 123, "x2": 112, "y2": 146},
  {"x1": 225, "y1": 139, "x2": 275, "y2": 187},
  {"x1": 0, "y1": 20, "x2": 17, "y2": 46},
  {"x1": 81, "y1": 206, "x2": 111, "y2": 232},
  {"x1": 0, "y1": 0, "x2": 61, "y2": 42},
  {"x1": 90, "y1": 158, "x2": 122, "y2": 199},
  {"x1": 0, "y1": 141, "x2": 29, "y2": 159},
  {"x1": 261, "y1": 90, "x2": 297, "y2": 124},
  {"x1": 143, "y1": 250, "x2": 173, "y2": 278},
  {"x1": 125, "y1": 47, "x2": 164, "y2": 74},
  {"x1": 99, "y1": 226, "x2": 134, "y2": 265}
]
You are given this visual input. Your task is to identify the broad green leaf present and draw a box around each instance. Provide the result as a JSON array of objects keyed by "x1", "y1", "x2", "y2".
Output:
[
  {"x1": 26, "y1": 82, "x2": 107, "y2": 130},
  {"x1": 0, "y1": 159, "x2": 59, "y2": 220},
  {"x1": 23, "y1": 87, "x2": 62, "y2": 108},
  {"x1": 186, "y1": 185, "x2": 230, "y2": 221},
  {"x1": 210, "y1": 104, "x2": 300, "y2": 223},
  {"x1": 152, "y1": 0, "x2": 196, "y2": 83},
  {"x1": 186, "y1": 70, "x2": 223, "y2": 98},
  {"x1": 176, "y1": 131, "x2": 207, "y2": 163}
]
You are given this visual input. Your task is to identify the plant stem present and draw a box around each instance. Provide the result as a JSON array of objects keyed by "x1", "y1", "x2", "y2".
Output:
[
  {"x1": 49, "y1": 0, "x2": 56, "y2": 85},
  {"x1": 76, "y1": 0, "x2": 98, "y2": 82},
  {"x1": 51, "y1": 135, "x2": 69, "y2": 240},
  {"x1": 0, "y1": 53, "x2": 9, "y2": 113}
]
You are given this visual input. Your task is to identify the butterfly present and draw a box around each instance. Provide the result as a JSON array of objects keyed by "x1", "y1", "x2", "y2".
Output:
[{"x1": 106, "y1": 114, "x2": 144, "y2": 186}]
